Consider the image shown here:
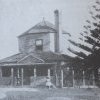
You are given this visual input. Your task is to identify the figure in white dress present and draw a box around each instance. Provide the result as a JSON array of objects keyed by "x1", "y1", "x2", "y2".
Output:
[{"x1": 46, "y1": 76, "x2": 52, "y2": 89}]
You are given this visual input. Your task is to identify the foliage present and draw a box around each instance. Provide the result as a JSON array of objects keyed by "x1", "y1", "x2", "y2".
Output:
[{"x1": 68, "y1": 0, "x2": 100, "y2": 68}]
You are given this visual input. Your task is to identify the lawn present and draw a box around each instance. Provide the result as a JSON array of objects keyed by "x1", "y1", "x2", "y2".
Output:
[{"x1": 1, "y1": 88, "x2": 100, "y2": 100}]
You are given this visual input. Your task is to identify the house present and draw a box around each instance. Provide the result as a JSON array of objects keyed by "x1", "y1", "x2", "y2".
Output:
[
  {"x1": 0, "y1": 10, "x2": 71, "y2": 88},
  {"x1": 0, "y1": 10, "x2": 98, "y2": 88}
]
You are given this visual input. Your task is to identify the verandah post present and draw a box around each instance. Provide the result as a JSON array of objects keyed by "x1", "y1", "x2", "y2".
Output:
[
  {"x1": 93, "y1": 70, "x2": 95, "y2": 87},
  {"x1": 0, "y1": 67, "x2": 2, "y2": 78},
  {"x1": 17, "y1": 68, "x2": 20, "y2": 78},
  {"x1": 21, "y1": 68, "x2": 24, "y2": 86},
  {"x1": 34, "y1": 67, "x2": 36, "y2": 78},
  {"x1": 72, "y1": 70, "x2": 75, "y2": 87},
  {"x1": 48, "y1": 68, "x2": 50, "y2": 78},
  {"x1": 83, "y1": 70, "x2": 85, "y2": 86},
  {"x1": 11, "y1": 68, "x2": 14, "y2": 86},
  {"x1": 61, "y1": 69, "x2": 63, "y2": 88}
]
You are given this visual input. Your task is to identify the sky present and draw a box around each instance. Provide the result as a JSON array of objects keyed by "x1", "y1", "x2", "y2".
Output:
[{"x1": 0, "y1": 0, "x2": 96, "y2": 59}]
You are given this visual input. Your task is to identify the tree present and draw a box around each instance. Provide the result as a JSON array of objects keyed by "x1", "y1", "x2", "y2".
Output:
[
  {"x1": 67, "y1": 1, "x2": 100, "y2": 87},
  {"x1": 67, "y1": 1, "x2": 100, "y2": 86},
  {"x1": 68, "y1": 0, "x2": 100, "y2": 63}
]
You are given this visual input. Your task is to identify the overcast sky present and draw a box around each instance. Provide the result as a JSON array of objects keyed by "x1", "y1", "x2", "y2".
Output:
[{"x1": 0, "y1": 0, "x2": 95, "y2": 59}]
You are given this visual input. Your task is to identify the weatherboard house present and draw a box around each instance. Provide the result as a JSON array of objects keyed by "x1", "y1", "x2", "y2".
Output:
[
  {"x1": 0, "y1": 10, "x2": 71, "y2": 87},
  {"x1": 0, "y1": 10, "x2": 98, "y2": 88}
]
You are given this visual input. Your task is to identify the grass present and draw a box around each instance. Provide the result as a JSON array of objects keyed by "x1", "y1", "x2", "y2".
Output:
[{"x1": 1, "y1": 88, "x2": 100, "y2": 100}]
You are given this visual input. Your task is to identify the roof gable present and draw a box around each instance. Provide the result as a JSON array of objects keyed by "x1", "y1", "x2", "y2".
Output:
[
  {"x1": 18, "y1": 54, "x2": 44, "y2": 64},
  {"x1": 19, "y1": 20, "x2": 56, "y2": 37},
  {"x1": 0, "y1": 53, "x2": 44, "y2": 64},
  {"x1": 18, "y1": 19, "x2": 71, "y2": 37},
  {"x1": 0, "y1": 51, "x2": 70, "y2": 66}
]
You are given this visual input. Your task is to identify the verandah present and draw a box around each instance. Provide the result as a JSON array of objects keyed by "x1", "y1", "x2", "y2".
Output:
[{"x1": 0, "y1": 63, "x2": 55, "y2": 87}]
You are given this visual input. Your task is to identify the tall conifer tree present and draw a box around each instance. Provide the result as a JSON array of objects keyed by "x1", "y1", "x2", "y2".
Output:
[{"x1": 69, "y1": 0, "x2": 100, "y2": 63}]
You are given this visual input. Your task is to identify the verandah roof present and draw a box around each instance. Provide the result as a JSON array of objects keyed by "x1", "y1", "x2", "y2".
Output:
[
  {"x1": 0, "y1": 63, "x2": 56, "y2": 67},
  {"x1": 0, "y1": 51, "x2": 69, "y2": 67}
]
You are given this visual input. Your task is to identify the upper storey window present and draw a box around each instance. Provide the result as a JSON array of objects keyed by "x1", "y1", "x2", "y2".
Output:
[{"x1": 35, "y1": 39, "x2": 43, "y2": 51}]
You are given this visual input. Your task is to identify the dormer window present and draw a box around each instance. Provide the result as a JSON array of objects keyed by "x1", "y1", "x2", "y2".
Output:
[{"x1": 35, "y1": 39, "x2": 43, "y2": 51}]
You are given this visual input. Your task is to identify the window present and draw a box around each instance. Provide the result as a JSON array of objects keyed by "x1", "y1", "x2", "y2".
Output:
[{"x1": 35, "y1": 39, "x2": 43, "y2": 51}]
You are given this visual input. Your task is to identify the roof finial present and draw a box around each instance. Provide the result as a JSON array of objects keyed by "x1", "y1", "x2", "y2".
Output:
[
  {"x1": 42, "y1": 17, "x2": 45, "y2": 22},
  {"x1": 42, "y1": 17, "x2": 46, "y2": 25}
]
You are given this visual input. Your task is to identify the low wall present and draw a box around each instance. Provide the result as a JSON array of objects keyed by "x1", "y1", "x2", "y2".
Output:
[{"x1": 30, "y1": 76, "x2": 56, "y2": 88}]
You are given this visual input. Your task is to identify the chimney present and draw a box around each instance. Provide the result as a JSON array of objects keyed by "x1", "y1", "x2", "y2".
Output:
[{"x1": 54, "y1": 10, "x2": 60, "y2": 53}]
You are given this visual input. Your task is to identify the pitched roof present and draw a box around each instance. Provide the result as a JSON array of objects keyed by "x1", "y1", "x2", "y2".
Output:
[
  {"x1": 0, "y1": 53, "x2": 43, "y2": 64},
  {"x1": 0, "y1": 52, "x2": 70, "y2": 66},
  {"x1": 32, "y1": 52, "x2": 67, "y2": 62},
  {"x1": 19, "y1": 20, "x2": 56, "y2": 37},
  {"x1": 18, "y1": 19, "x2": 70, "y2": 37}
]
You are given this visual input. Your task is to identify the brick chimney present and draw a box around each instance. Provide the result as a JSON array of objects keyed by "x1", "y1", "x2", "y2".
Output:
[{"x1": 54, "y1": 10, "x2": 61, "y2": 53}]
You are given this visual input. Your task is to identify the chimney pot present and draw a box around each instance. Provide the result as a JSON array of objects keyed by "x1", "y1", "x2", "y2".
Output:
[{"x1": 54, "y1": 10, "x2": 59, "y2": 14}]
